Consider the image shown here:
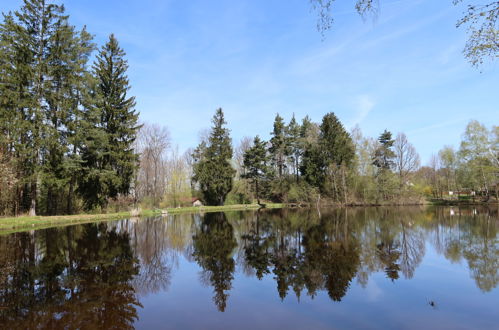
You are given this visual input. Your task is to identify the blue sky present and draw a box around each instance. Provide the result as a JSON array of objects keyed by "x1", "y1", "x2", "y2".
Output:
[{"x1": 2, "y1": 0, "x2": 498, "y2": 162}]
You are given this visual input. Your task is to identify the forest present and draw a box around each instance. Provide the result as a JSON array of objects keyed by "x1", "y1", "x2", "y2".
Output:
[{"x1": 0, "y1": 0, "x2": 498, "y2": 217}]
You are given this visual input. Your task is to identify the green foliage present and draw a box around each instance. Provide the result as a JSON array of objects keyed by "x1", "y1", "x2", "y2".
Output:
[
  {"x1": 285, "y1": 181, "x2": 318, "y2": 203},
  {"x1": 225, "y1": 180, "x2": 253, "y2": 205},
  {"x1": 301, "y1": 112, "x2": 355, "y2": 196},
  {"x1": 287, "y1": 114, "x2": 302, "y2": 181},
  {"x1": 243, "y1": 135, "x2": 271, "y2": 204},
  {"x1": 192, "y1": 108, "x2": 236, "y2": 206},
  {"x1": 192, "y1": 213, "x2": 237, "y2": 312},
  {"x1": 373, "y1": 130, "x2": 395, "y2": 170},
  {"x1": 0, "y1": 0, "x2": 95, "y2": 215},
  {"x1": 269, "y1": 113, "x2": 289, "y2": 178},
  {"x1": 78, "y1": 35, "x2": 140, "y2": 210}
]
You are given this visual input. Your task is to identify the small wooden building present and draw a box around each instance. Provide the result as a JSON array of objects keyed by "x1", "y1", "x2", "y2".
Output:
[{"x1": 192, "y1": 198, "x2": 203, "y2": 207}]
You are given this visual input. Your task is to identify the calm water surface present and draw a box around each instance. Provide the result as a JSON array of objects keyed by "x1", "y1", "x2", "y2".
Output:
[{"x1": 0, "y1": 207, "x2": 498, "y2": 329}]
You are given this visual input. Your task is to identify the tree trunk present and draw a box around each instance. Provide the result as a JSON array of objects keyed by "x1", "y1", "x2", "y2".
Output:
[
  {"x1": 29, "y1": 181, "x2": 37, "y2": 216},
  {"x1": 256, "y1": 179, "x2": 260, "y2": 205}
]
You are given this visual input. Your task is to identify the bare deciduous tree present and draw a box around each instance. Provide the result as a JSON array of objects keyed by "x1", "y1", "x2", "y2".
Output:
[
  {"x1": 394, "y1": 133, "x2": 420, "y2": 186},
  {"x1": 164, "y1": 146, "x2": 192, "y2": 207},
  {"x1": 136, "y1": 123, "x2": 171, "y2": 206},
  {"x1": 234, "y1": 136, "x2": 253, "y2": 178}
]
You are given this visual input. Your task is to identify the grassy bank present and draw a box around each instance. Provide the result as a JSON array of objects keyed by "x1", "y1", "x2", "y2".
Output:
[
  {"x1": 429, "y1": 198, "x2": 498, "y2": 206},
  {"x1": 0, "y1": 203, "x2": 284, "y2": 235}
]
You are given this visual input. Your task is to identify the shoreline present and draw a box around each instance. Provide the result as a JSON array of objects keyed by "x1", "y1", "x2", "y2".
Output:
[
  {"x1": 1, "y1": 200, "x2": 496, "y2": 235},
  {"x1": 0, "y1": 204, "x2": 283, "y2": 235}
]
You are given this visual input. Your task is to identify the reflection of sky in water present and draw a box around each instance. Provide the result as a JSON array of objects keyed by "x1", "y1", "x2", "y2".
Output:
[
  {"x1": 132, "y1": 208, "x2": 498, "y2": 330},
  {"x1": 136, "y1": 244, "x2": 498, "y2": 329},
  {"x1": 1, "y1": 207, "x2": 498, "y2": 329}
]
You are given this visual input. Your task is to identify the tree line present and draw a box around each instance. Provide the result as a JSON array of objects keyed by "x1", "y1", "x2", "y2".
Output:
[{"x1": 192, "y1": 108, "x2": 498, "y2": 207}]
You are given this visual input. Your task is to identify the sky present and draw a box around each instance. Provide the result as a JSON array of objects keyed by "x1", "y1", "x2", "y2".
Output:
[{"x1": 2, "y1": 0, "x2": 498, "y2": 163}]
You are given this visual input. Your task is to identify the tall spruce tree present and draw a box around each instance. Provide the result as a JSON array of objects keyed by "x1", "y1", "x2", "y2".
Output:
[
  {"x1": 0, "y1": 0, "x2": 90, "y2": 215},
  {"x1": 192, "y1": 108, "x2": 235, "y2": 206},
  {"x1": 243, "y1": 136, "x2": 269, "y2": 204},
  {"x1": 42, "y1": 21, "x2": 94, "y2": 215},
  {"x1": 269, "y1": 113, "x2": 289, "y2": 178},
  {"x1": 287, "y1": 114, "x2": 301, "y2": 182},
  {"x1": 78, "y1": 34, "x2": 139, "y2": 210}
]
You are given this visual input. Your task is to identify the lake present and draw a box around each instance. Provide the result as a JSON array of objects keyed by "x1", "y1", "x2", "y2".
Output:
[{"x1": 0, "y1": 206, "x2": 497, "y2": 329}]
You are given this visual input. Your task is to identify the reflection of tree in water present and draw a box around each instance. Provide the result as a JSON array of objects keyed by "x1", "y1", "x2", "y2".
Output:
[
  {"x1": 462, "y1": 215, "x2": 498, "y2": 292},
  {"x1": 192, "y1": 212, "x2": 237, "y2": 312},
  {"x1": 435, "y1": 212, "x2": 499, "y2": 292},
  {"x1": 399, "y1": 220, "x2": 425, "y2": 279},
  {"x1": 0, "y1": 206, "x2": 497, "y2": 321},
  {"x1": 242, "y1": 210, "x2": 360, "y2": 302},
  {"x1": 376, "y1": 240, "x2": 401, "y2": 281},
  {"x1": 242, "y1": 214, "x2": 273, "y2": 280},
  {"x1": 0, "y1": 223, "x2": 141, "y2": 329},
  {"x1": 301, "y1": 214, "x2": 360, "y2": 301},
  {"x1": 128, "y1": 218, "x2": 173, "y2": 297}
]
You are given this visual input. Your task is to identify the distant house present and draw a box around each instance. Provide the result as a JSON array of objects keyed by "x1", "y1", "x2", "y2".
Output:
[{"x1": 192, "y1": 198, "x2": 203, "y2": 207}]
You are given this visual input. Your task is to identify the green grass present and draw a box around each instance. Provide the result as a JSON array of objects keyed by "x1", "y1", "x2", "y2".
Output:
[{"x1": 0, "y1": 203, "x2": 284, "y2": 235}]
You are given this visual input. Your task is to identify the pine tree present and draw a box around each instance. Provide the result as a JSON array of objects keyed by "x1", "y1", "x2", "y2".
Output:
[
  {"x1": 192, "y1": 108, "x2": 235, "y2": 205},
  {"x1": 373, "y1": 129, "x2": 395, "y2": 170},
  {"x1": 79, "y1": 34, "x2": 140, "y2": 210},
  {"x1": 372, "y1": 129, "x2": 396, "y2": 201},
  {"x1": 243, "y1": 136, "x2": 269, "y2": 204}
]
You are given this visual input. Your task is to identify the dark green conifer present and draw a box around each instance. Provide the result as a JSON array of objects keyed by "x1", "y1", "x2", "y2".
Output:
[
  {"x1": 373, "y1": 129, "x2": 395, "y2": 170},
  {"x1": 269, "y1": 113, "x2": 289, "y2": 178},
  {"x1": 243, "y1": 136, "x2": 270, "y2": 204},
  {"x1": 79, "y1": 34, "x2": 140, "y2": 209},
  {"x1": 301, "y1": 112, "x2": 354, "y2": 195},
  {"x1": 192, "y1": 108, "x2": 235, "y2": 206},
  {"x1": 287, "y1": 114, "x2": 301, "y2": 182},
  {"x1": 0, "y1": 0, "x2": 89, "y2": 215}
]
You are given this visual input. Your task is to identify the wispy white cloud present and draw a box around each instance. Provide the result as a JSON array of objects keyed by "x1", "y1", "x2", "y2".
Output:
[
  {"x1": 348, "y1": 95, "x2": 375, "y2": 127},
  {"x1": 365, "y1": 278, "x2": 383, "y2": 302},
  {"x1": 407, "y1": 117, "x2": 466, "y2": 136}
]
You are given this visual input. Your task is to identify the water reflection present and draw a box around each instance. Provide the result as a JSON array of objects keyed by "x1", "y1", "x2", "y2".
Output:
[
  {"x1": 193, "y1": 212, "x2": 237, "y2": 312},
  {"x1": 0, "y1": 206, "x2": 497, "y2": 328},
  {"x1": 0, "y1": 223, "x2": 141, "y2": 329}
]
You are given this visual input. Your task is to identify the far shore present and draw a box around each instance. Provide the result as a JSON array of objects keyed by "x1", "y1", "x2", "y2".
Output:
[{"x1": 1, "y1": 199, "x2": 496, "y2": 235}]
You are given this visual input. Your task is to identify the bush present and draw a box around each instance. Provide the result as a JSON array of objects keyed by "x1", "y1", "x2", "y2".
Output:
[
  {"x1": 284, "y1": 181, "x2": 318, "y2": 204},
  {"x1": 226, "y1": 180, "x2": 253, "y2": 205}
]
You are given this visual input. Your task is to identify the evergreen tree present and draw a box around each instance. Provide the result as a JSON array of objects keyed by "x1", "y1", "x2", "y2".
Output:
[
  {"x1": 192, "y1": 108, "x2": 235, "y2": 206},
  {"x1": 78, "y1": 34, "x2": 139, "y2": 210},
  {"x1": 243, "y1": 136, "x2": 269, "y2": 204},
  {"x1": 319, "y1": 112, "x2": 355, "y2": 167},
  {"x1": 287, "y1": 114, "x2": 301, "y2": 182},
  {"x1": 0, "y1": 0, "x2": 92, "y2": 215},
  {"x1": 42, "y1": 22, "x2": 94, "y2": 215},
  {"x1": 269, "y1": 113, "x2": 289, "y2": 178},
  {"x1": 373, "y1": 130, "x2": 395, "y2": 170},
  {"x1": 372, "y1": 129, "x2": 396, "y2": 200},
  {"x1": 301, "y1": 113, "x2": 354, "y2": 199}
]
